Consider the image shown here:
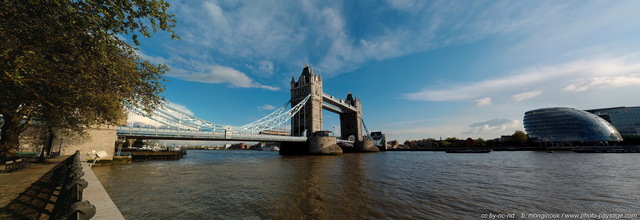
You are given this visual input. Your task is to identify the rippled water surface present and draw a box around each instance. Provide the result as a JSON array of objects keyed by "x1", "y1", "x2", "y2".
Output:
[{"x1": 92, "y1": 150, "x2": 640, "y2": 219}]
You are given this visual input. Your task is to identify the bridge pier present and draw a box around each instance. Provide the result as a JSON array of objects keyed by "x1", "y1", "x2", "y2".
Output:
[
  {"x1": 279, "y1": 139, "x2": 379, "y2": 155},
  {"x1": 279, "y1": 133, "x2": 343, "y2": 155},
  {"x1": 308, "y1": 136, "x2": 342, "y2": 155},
  {"x1": 355, "y1": 140, "x2": 380, "y2": 152},
  {"x1": 279, "y1": 131, "x2": 342, "y2": 155}
]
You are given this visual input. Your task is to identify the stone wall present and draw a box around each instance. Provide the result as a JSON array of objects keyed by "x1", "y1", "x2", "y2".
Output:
[
  {"x1": 51, "y1": 126, "x2": 117, "y2": 160},
  {"x1": 17, "y1": 125, "x2": 49, "y2": 153},
  {"x1": 11, "y1": 124, "x2": 117, "y2": 160}
]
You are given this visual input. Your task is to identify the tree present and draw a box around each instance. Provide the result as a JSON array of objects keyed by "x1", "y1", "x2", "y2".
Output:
[
  {"x1": 507, "y1": 131, "x2": 529, "y2": 146},
  {"x1": 475, "y1": 138, "x2": 486, "y2": 147},
  {"x1": 0, "y1": 0, "x2": 178, "y2": 159}
]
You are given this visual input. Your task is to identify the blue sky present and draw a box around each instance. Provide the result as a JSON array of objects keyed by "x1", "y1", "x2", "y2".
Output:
[{"x1": 129, "y1": 0, "x2": 640, "y2": 143}]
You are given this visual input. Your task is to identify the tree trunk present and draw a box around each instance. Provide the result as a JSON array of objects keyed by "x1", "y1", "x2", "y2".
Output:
[{"x1": 0, "y1": 113, "x2": 22, "y2": 160}]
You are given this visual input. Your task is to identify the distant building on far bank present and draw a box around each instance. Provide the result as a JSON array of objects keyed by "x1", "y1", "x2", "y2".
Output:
[
  {"x1": 523, "y1": 107, "x2": 623, "y2": 146},
  {"x1": 585, "y1": 106, "x2": 640, "y2": 137},
  {"x1": 387, "y1": 140, "x2": 399, "y2": 149},
  {"x1": 228, "y1": 143, "x2": 246, "y2": 150}
]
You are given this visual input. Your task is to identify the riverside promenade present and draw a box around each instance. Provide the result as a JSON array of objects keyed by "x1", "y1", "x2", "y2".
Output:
[{"x1": 0, "y1": 156, "x2": 124, "y2": 219}]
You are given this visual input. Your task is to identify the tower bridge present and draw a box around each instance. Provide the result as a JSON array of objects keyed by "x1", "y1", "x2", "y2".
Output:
[{"x1": 119, "y1": 65, "x2": 382, "y2": 155}]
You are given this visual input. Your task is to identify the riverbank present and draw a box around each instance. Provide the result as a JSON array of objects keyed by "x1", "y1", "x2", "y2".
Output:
[
  {"x1": 0, "y1": 156, "x2": 124, "y2": 219},
  {"x1": 387, "y1": 147, "x2": 547, "y2": 151}
]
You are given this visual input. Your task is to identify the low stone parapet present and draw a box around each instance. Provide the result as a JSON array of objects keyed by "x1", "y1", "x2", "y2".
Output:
[{"x1": 81, "y1": 161, "x2": 125, "y2": 219}]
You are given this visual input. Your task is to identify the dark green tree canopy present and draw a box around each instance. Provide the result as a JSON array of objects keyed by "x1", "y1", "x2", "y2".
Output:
[
  {"x1": 0, "y1": 0, "x2": 178, "y2": 159},
  {"x1": 506, "y1": 130, "x2": 529, "y2": 146}
]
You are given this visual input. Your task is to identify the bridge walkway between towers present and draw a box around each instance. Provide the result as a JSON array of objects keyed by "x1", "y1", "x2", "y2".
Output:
[{"x1": 322, "y1": 92, "x2": 357, "y2": 114}]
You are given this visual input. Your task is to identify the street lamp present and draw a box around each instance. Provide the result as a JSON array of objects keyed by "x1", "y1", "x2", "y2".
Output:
[{"x1": 58, "y1": 138, "x2": 63, "y2": 156}]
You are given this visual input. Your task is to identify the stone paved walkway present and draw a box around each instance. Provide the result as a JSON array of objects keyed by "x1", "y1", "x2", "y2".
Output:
[{"x1": 0, "y1": 156, "x2": 69, "y2": 219}]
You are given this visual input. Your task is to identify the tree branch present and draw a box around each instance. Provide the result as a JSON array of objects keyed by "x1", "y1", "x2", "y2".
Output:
[{"x1": 3, "y1": 71, "x2": 57, "y2": 108}]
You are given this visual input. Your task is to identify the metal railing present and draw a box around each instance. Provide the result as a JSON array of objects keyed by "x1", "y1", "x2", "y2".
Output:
[
  {"x1": 51, "y1": 151, "x2": 96, "y2": 220},
  {"x1": 117, "y1": 126, "x2": 308, "y2": 142}
]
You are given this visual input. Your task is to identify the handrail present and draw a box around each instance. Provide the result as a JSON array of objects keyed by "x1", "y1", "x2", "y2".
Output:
[{"x1": 51, "y1": 151, "x2": 96, "y2": 220}]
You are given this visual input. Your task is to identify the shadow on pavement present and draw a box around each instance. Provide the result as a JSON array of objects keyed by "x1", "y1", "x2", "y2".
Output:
[{"x1": 0, "y1": 161, "x2": 65, "y2": 220}]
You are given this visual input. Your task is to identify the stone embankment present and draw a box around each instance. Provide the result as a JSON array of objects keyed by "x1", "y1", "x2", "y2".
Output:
[{"x1": 0, "y1": 153, "x2": 124, "y2": 219}]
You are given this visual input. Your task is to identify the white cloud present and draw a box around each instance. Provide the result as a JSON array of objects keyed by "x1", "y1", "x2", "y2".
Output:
[
  {"x1": 563, "y1": 74, "x2": 640, "y2": 92},
  {"x1": 126, "y1": 101, "x2": 195, "y2": 127},
  {"x1": 512, "y1": 90, "x2": 541, "y2": 101},
  {"x1": 404, "y1": 56, "x2": 640, "y2": 102},
  {"x1": 258, "y1": 60, "x2": 274, "y2": 74},
  {"x1": 136, "y1": 51, "x2": 171, "y2": 65},
  {"x1": 258, "y1": 104, "x2": 276, "y2": 111},
  {"x1": 140, "y1": 0, "x2": 640, "y2": 94},
  {"x1": 126, "y1": 112, "x2": 151, "y2": 126},
  {"x1": 387, "y1": 125, "x2": 467, "y2": 140},
  {"x1": 463, "y1": 119, "x2": 523, "y2": 135},
  {"x1": 168, "y1": 63, "x2": 280, "y2": 91},
  {"x1": 203, "y1": 2, "x2": 229, "y2": 31},
  {"x1": 135, "y1": 48, "x2": 279, "y2": 91},
  {"x1": 168, "y1": 1, "x2": 574, "y2": 77},
  {"x1": 178, "y1": 1, "x2": 306, "y2": 59},
  {"x1": 474, "y1": 97, "x2": 491, "y2": 106},
  {"x1": 166, "y1": 102, "x2": 194, "y2": 115}
]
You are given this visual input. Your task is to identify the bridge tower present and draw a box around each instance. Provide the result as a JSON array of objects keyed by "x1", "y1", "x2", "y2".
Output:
[
  {"x1": 340, "y1": 93, "x2": 363, "y2": 142},
  {"x1": 290, "y1": 65, "x2": 323, "y2": 137},
  {"x1": 285, "y1": 65, "x2": 378, "y2": 154}
]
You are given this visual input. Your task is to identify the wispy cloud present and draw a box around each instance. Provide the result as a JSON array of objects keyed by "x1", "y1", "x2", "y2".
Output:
[
  {"x1": 258, "y1": 104, "x2": 276, "y2": 111},
  {"x1": 463, "y1": 119, "x2": 523, "y2": 135},
  {"x1": 512, "y1": 90, "x2": 541, "y2": 101},
  {"x1": 136, "y1": 50, "x2": 280, "y2": 91},
  {"x1": 169, "y1": 64, "x2": 280, "y2": 91},
  {"x1": 563, "y1": 74, "x2": 640, "y2": 92},
  {"x1": 166, "y1": 102, "x2": 194, "y2": 115},
  {"x1": 132, "y1": 0, "x2": 640, "y2": 99},
  {"x1": 126, "y1": 101, "x2": 195, "y2": 127},
  {"x1": 474, "y1": 98, "x2": 491, "y2": 106},
  {"x1": 404, "y1": 55, "x2": 640, "y2": 102},
  {"x1": 162, "y1": 0, "x2": 582, "y2": 78},
  {"x1": 258, "y1": 61, "x2": 274, "y2": 75},
  {"x1": 387, "y1": 126, "x2": 467, "y2": 140}
]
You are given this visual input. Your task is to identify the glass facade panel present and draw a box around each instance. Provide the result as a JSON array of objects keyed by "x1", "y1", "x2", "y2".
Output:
[
  {"x1": 523, "y1": 107, "x2": 623, "y2": 142},
  {"x1": 586, "y1": 106, "x2": 640, "y2": 137}
]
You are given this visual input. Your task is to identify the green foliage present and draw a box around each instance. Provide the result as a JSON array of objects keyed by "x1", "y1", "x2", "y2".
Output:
[
  {"x1": 504, "y1": 130, "x2": 528, "y2": 146},
  {"x1": 511, "y1": 130, "x2": 528, "y2": 144},
  {"x1": 475, "y1": 138, "x2": 486, "y2": 147},
  {"x1": 0, "y1": 0, "x2": 178, "y2": 158}
]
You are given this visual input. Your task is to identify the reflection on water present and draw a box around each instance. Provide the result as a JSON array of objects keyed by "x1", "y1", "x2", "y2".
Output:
[{"x1": 92, "y1": 151, "x2": 640, "y2": 219}]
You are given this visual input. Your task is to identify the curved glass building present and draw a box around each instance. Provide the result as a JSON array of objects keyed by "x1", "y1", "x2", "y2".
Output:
[
  {"x1": 586, "y1": 106, "x2": 640, "y2": 137},
  {"x1": 524, "y1": 107, "x2": 623, "y2": 143}
]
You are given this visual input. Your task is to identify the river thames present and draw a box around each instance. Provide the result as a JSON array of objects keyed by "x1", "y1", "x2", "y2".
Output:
[{"x1": 92, "y1": 150, "x2": 640, "y2": 219}]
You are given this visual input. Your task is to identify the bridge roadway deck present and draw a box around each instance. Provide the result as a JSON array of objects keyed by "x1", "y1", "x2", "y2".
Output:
[{"x1": 117, "y1": 127, "x2": 308, "y2": 142}]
